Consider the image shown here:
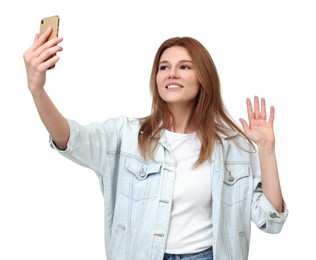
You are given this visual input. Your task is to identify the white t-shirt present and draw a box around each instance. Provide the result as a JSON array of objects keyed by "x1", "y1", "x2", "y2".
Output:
[{"x1": 164, "y1": 129, "x2": 213, "y2": 254}]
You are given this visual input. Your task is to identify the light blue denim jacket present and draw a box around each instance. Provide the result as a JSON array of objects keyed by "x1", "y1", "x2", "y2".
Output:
[{"x1": 50, "y1": 116, "x2": 288, "y2": 260}]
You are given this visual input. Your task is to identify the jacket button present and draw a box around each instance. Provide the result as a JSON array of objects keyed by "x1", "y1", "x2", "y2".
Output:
[
  {"x1": 139, "y1": 171, "x2": 146, "y2": 178},
  {"x1": 227, "y1": 171, "x2": 234, "y2": 182},
  {"x1": 228, "y1": 175, "x2": 234, "y2": 182},
  {"x1": 270, "y1": 212, "x2": 278, "y2": 218}
]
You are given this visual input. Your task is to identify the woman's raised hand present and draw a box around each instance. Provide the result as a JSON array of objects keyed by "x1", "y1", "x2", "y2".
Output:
[
  {"x1": 239, "y1": 96, "x2": 276, "y2": 148},
  {"x1": 23, "y1": 27, "x2": 63, "y2": 95}
]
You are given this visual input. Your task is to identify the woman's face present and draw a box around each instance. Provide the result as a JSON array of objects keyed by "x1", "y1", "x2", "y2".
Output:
[{"x1": 156, "y1": 46, "x2": 200, "y2": 109}]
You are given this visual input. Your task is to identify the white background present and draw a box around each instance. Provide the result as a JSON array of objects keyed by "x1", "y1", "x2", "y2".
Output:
[{"x1": 0, "y1": 0, "x2": 315, "y2": 259}]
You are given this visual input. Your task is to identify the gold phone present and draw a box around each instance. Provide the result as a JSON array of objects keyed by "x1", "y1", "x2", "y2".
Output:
[{"x1": 39, "y1": 15, "x2": 60, "y2": 69}]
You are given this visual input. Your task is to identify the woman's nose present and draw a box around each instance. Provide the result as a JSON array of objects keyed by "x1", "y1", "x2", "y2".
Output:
[{"x1": 168, "y1": 68, "x2": 179, "y2": 78}]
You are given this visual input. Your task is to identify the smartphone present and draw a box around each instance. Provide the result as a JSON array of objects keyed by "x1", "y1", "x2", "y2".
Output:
[
  {"x1": 39, "y1": 15, "x2": 60, "y2": 40},
  {"x1": 39, "y1": 15, "x2": 60, "y2": 69}
]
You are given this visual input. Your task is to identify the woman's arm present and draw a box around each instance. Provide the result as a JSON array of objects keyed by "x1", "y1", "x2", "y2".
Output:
[
  {"x1": 23, "y1": 27, "x2": 69, "y2": 150},
  {"x1": 239, "y1": 96, "x2": 283, "y2": 212}
]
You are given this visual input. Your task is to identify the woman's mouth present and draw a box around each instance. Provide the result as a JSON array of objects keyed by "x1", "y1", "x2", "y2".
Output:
[{"x1": 166, "y1": 84, "x2": 183, "y2": 89}]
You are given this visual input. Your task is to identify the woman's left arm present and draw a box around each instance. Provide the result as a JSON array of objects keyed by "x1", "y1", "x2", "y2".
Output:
[{"x1": 239, "y1": 96, "x2": 283, "y2": 213}]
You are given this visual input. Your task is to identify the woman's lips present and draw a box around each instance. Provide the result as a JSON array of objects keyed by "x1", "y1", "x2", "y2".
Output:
[{"x1": 166, "y1": 84, "x2": 183, "y2": 89}]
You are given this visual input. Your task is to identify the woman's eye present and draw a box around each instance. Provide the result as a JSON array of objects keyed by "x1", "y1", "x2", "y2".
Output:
[
  {"x1": 180, "y1": 65, "x2": 191, "y2": 70},
  {"x1": 159, "y1": 65, "x2": 168, "y2": 70}
]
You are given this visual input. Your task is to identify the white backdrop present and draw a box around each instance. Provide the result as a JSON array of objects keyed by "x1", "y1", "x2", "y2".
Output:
[{"x1": 1, "y1": 0, "x2": 315, "y2": 259}]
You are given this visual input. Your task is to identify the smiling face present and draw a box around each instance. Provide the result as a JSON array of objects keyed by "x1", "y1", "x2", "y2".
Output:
[{"x1": 156, "y1": 46, "x2": 200, "y2": 110}]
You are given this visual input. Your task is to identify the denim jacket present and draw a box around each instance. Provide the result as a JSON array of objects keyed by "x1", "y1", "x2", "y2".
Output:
[{"x1": 50, "y1": 116, "x2": 288, "y2": 260}]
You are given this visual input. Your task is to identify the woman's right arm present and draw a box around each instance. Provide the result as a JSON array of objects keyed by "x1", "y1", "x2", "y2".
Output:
[{"x1": 23, "y1": 27, "x2": 69, "y2": 150}]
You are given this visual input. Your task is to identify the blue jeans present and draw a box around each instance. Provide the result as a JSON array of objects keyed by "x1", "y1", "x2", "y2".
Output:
[{"x1": 163, "y1": 247, "x2": 213, "y2": 260}]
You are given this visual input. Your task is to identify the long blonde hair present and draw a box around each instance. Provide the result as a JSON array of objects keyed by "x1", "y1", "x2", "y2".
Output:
[{"x1": 138, "y1": 36, "x2": 249, "y2": 166}]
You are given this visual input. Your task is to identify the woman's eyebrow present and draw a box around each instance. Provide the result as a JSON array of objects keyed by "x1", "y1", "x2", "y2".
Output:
[{"x1": 159, "y1": 59, "x2": 193, "y2": 64}]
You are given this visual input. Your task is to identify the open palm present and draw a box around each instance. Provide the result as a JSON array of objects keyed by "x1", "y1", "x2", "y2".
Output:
[{"x1": 239, "y1": 96, "x2": 276, "y2": 146}]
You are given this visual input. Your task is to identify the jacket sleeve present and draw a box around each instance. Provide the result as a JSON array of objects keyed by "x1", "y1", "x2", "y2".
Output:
[
  {"x1": 250, "y1": 150, "x2": 289, "y2": 234},
  {"x1": 49, "y1": 116, "x2": 127, "y2": 175}
]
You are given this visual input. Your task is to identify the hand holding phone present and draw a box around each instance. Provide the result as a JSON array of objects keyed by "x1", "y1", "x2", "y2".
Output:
[{"x1": 39, "y1": 15, "x2": 60, "y2": 69}]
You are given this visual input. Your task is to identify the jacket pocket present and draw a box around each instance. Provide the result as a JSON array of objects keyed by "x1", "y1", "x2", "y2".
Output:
[
  {"x1": 221, "y1": 163, "x2": 250, "y2": 205},
  {"x1": 121, "y1": 157, "x2": 162, "y2": 201}
]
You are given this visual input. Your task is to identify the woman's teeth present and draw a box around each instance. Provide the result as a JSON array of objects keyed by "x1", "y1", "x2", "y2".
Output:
[{"x1": 166, "y1": 85, "x2": 182, "y2": 89}]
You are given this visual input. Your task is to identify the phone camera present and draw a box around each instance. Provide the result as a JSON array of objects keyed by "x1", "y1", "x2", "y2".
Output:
[{"x1": 41, "y1": 20, "x2": 44, "y2": 24}]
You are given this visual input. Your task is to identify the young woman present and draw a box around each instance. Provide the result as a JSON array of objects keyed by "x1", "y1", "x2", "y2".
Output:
[{"x1": 24, "y1": 27, "x2": 288, "y2": 260}]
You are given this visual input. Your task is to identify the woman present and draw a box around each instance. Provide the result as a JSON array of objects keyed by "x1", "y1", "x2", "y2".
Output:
[{"x1": 23, "y1": 27, "x2": 288, "y2": 260}]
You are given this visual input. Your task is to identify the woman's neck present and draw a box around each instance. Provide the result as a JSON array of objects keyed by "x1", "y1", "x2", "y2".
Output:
[{"x1": 166, "y1": 104, "x2": 195, "y2": 133}]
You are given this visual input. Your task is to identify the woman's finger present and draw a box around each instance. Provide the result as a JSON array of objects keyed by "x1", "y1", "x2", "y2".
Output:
[
  {"x1": 246, "y1": 97, "x2": 254, "y2": 123},
  {"x1": 34, "y1": 33, "x2": 40, "y2": 43},
  {"x1": 268, "y1": 106, "x2": 275, "y2": 125},
  {"x1": 33, "y1": 36, "x2": 63, "y2": 61},
  {"x1": 261, "y1": 97, "x2": 267, "y2": 120},
  {"x1": 253, "y1": 96, "x2": 260, "y2": 119},
  {"x1": 31, "y1": 44, "x2": 62, "y2": 72},
  {"x1": 38, "y1": 54, "x2": 61, "y2": 71},
  {"x1": 28, "y1": 27, "x2": 53, "y2": 53}
]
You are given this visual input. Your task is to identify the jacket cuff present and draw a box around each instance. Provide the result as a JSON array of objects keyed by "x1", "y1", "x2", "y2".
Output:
[
  {"x1": 258, "y1": 195, "x2": 289, "y2": 233},
  {"x1": 49, "y1": 119, "x2": 77, "y2": 155}
]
